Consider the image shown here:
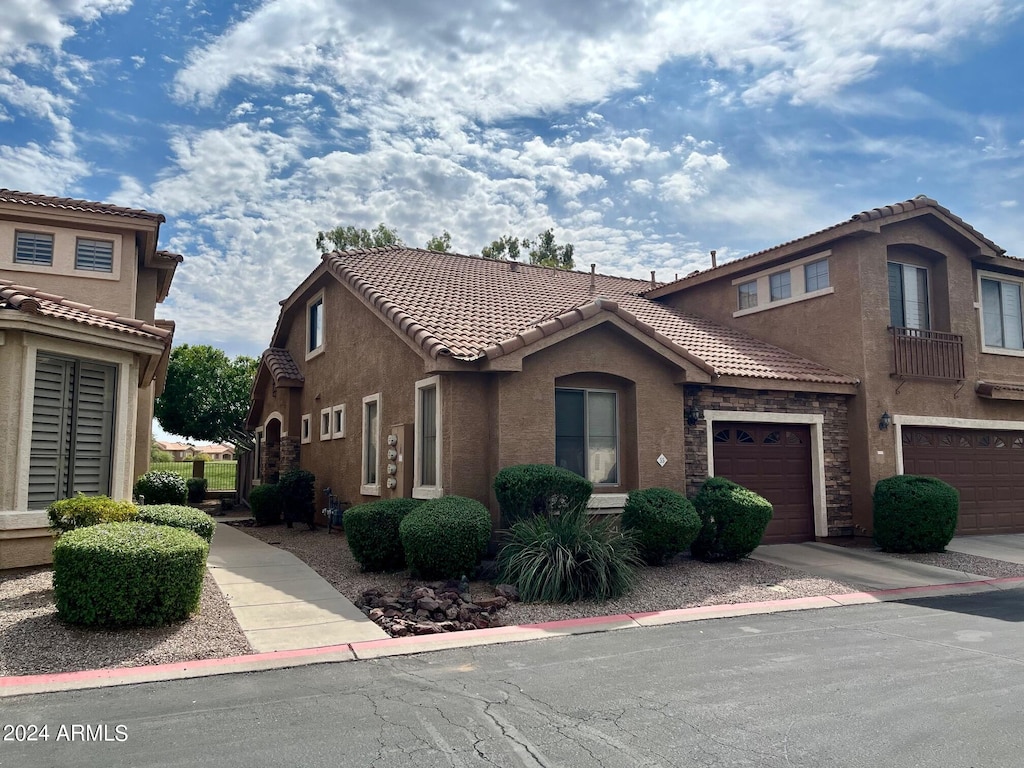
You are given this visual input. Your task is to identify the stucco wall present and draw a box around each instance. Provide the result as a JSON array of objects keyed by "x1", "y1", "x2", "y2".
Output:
[
  {"x1": 661, "y1": 215, "x2": 1024, "y2": 533},
  {"x1": 0, "y1": 330, "x2": 25, "y2": 510}
]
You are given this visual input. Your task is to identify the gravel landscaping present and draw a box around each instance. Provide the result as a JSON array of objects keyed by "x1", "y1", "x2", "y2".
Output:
[
  {"x1": 0, "y1": 567, "x2": 251, "y2": 677},
  {"x1": 232, "y1": 523, "x2": 858, "y2": 626}
]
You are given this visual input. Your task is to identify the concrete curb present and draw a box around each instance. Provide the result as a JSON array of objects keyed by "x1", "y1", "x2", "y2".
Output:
[{"x1": 3, "y1": 576, "x2": 1023, "y2": 698}]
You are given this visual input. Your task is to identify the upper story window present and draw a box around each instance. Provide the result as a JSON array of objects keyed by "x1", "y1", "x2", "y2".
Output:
[
  {"x1": 737, "y1": 280, "x2": 758, "y2": 310},
  {"x1": 732, "y1": 251, "x2": 832, "y2": 317},
  {"x1": 75, "y1": 238, "x2": 114, "y2": 272},
  {"x1": 306, "y1": 291, "x2": 324, "y2": 359},
  {"x1": 769, "y1": 271, "x2": 791, "y2": 301},
  {"x1": 15, "y1": 231, "x2": 54, "y2": 266},
  {"x1": 888, "y1": 262, "x2": 929, "y2": 329},
  {"x1": 981, "y1": 276, "x2": 1024, "y2": 351},
  {"x1": 804, "y1": 259, "x2": 830, "y2": 292},
  {"x1": 300, "y1": 413, "x2": 312, "y2": 444},
  {"x1": 555, "y1": 388, "x2": 618, "y2": 485}
]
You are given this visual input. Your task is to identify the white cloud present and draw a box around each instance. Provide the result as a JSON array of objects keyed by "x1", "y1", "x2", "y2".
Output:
[
  {"x1": 0, "y1": 0, "x2": 131, "y2": 63},
  {"x1": 173, "y1": 0, "x2": 1019, "y2": 116}
]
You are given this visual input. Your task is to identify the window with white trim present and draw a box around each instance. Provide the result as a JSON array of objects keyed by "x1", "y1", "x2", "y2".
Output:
[
  {"x1": 300, "y1": 413, "x2": 312, "y2": 444},
  {"x1": 769, "y1": 271, "x2": 791, "y2": 301},
  {"x1": 888, "y1": 262, "x2": 929, "y2": 329},
  {"x1": 361, "y1": 394, "x2": 381, "y2": 493},
  {"x1": 28, "y1": 353, "x2": 116, "y2": 509},
  {"x1": 331, "y1": 404, "x2": 346, "y2": 438},
  {"x1": 981, "y1": 276, "x2": 1024, "y2": 350},
  {"x1": 555, "y1": 388, "x2": 618, "y2": 485},
  {"x1": 737, "y1": 280, "x2": 757, "y2": 310},
  {"x1": 15, "y1": 231, "x2": 54, "y2": 266},
  {"x1": 306, "y1": 291, "x2": 324, "y2": 358},
  {"x1": 320, "y1": 407, "x2": 332, "y2": 441},
  {"x1": 414, "y1": 377, "x2": 442, "y2": 496},
  {"x1": 75, "y1": 238, "x2": 114, "y2": 272}
]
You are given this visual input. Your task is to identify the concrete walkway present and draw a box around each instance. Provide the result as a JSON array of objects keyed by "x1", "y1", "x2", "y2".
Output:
[
  {"x1": 751, "y1": 541, "x2": 989, "y2": 591},
  {"x1": 207, "y1": 523, "x2": 387, "y2": 652},
  {"x1": 946, "y1": 534, "x2": 1024, "y2": 563}
]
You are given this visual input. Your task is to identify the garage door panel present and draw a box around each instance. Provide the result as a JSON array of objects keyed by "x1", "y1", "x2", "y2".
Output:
[
  {"x1": 713, "y1": 422, "x2": 814, "y2": 545},
  {"x1": 902, "y1": 427, "x2": 1024, "y2": 535}
]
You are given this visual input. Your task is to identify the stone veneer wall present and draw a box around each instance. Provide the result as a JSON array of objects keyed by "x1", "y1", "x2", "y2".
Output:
[{"x1": 684, "y1": 386, "x2": 854, "y2": 537}]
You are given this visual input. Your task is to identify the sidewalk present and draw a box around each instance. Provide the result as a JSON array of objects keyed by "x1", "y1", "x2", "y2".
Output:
[{"x1": 206, "y1": 523, "x2": 387, "y2": 652}]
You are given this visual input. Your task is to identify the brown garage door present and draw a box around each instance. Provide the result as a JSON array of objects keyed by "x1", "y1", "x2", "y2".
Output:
[
  {"x1": 901, "y1": 427, "x2": 1024, "y2": 535},
  {"x1": 712, "y1": 423, "x2": 815, "y2": 544}
]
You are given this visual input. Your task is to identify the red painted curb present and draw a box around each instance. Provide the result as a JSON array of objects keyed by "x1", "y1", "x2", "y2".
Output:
[
  {"x1": 4, "y1": 576, "x2": 1022, "y2": 691},
  {"x1": 0, "y1": 644, "x2": 354, "y2": 688}
]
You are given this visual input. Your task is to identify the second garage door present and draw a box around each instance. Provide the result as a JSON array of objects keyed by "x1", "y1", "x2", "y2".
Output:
[
  {"x1": 901, "y1": 427, "x2": 1024, "y2": 535},
  {"x1": 712, "y1": 422, "x2": 815, "y2": 544}
]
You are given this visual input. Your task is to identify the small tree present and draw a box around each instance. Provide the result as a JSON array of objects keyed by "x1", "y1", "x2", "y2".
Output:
[
  {"x1": 316, "y1": 223, "x2": 402, "y2": 253},
  {"x1": 425, "y1": 230, "x2": 452, "y2": 252},
  {"x1": 154, "y1": 345, "x2": 258, "y2": 448}
]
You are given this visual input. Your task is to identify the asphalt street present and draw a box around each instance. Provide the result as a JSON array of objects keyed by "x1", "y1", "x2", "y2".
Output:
[{"x1": 4, "y1": 589, "x2": 1024, "y2": 768}]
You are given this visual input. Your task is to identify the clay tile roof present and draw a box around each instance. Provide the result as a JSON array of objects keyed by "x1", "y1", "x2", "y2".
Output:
[
  {"x1": 261, "y1": 347, "x2": 304, "y2": 387},
  {"x1": 0, "y1": 280, "x2": 172, "y2": 344},
  {"x1": 650, "y1": 195, "x2": 1011, "y2": 295},
  {"x1": 323, "y1": 248, "x2": 857, "y2": 386},
  {"x1": 0, "y1": 189, "x2": 166, "y2": 223}
]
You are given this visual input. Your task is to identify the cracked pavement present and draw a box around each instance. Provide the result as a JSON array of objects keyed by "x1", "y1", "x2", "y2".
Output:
[{"x1": 5, "y1": 588, "x2": 1024, "y2": 767}]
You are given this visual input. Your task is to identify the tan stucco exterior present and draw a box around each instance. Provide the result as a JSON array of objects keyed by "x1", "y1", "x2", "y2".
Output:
[
  {"x1": 0, "y1": 195, "x2": 178, "y2": 567},
  {"x1": 659, "y1": 211, "x2": 1024, "y2": 533}
]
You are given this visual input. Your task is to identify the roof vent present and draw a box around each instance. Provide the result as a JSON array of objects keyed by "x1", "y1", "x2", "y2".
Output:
[
  {"x1": 509, "y1": 260, "x2": 519, "y2": 272},
  {"x1": 650, "y1": 270, "x2": 656, "y2": 289},
  {"x1": 710, "y1": 250, "x2": 717, "y2": 268},
  {"x1": 590, "y1": 263, "x2": 596, "y2": 294}
]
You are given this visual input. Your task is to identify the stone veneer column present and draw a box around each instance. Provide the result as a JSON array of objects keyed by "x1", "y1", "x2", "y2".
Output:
[{"x1": 279, "y1": 436, "x2": 300, "y2": 475}]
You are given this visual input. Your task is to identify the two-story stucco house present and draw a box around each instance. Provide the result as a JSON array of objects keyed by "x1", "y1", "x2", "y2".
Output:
[
  {"x1": 247, "y1": 196, "x2": 1024, "y2": 544},
  {"x1": 651, "y1": 195, "x2": 1024, "y2": 537},
  {"x1": 0, "y1": 190, "x2": 179, "y2": 568}
]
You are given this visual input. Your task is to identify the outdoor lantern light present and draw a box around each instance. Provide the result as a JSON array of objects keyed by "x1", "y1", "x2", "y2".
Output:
[
  {"x1": 685, "y1": 405, "x2": 703, "y2": 426},
  {"x1": 879, "y1": 411, "x2": 891, "y2": 430}
]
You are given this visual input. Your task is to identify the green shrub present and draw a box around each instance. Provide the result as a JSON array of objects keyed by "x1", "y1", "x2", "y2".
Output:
[
  {"x1": 52, "y1": 522, "x2": 208, "y2": 627},
  {"x1": 278, "y1": 469, "x2": 316, "y2": 528},
  {"x1": 249, "y1": 483, "x2": 282, "y2": 525},
  {"x1": 134, "y1": 470, "x2": 187, "y2": 505},
  {"x1": 47, "y1": 495, "x2": 138, "y2": 535},
  {"x1": 399, "y1": 496, "x2": 491, "y2": 579},
  {"x1": 873, "y1": 475, "x2": 959, "y2": 553},
  {"x1": 493, "y1": 464, "x2": 594, "y2": 527},
  {"x1": 137, "y1": 504, "x2": 217, "y2": 543},
  {"x1": 497, "y1": 505, "x2": 642, "y2": 602},
  {"x1": 621, "y1": 487, "x2": 701, "y2": 565},
  {"x1": 344, "y1": 498, "x2": 424, "y2": 571},
  {"x1": 186, "y1": 477, "x2": 208, "y2": 503},
  {"x1": 691, "y1": 477, "x2": 773, "y2": 562}
]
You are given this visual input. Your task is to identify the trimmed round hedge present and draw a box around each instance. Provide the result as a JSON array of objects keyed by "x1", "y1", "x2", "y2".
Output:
[
  {"x1": 493, "y1": 464, "x2": 593, "y2": 527},
  {"x1": 249, "y1": 483, "x2": 282, "y2": 525},
  {"x1": 344, "y1": 498, "x2": 423, "y2": 571},
  {"x1": 691, "y1": 477, "x2": 773, "y2": 562},
  {"x1": 47, "y1": 495, "x2": 138, "y2": 535},
  {"x1": 134, "y1": 470, "x2": 187, "y2": 505},
  {"x1": 137, "y1": 504, "x2": 217, "y2": 542},
  {"x1": 399, "y1": 496, "x2": 492, "y2": 579},
  {"x1": 621, "y1": 487, "x2": 701, "y2": 565},
  {"x1": 186, "y1": 477, "x2": 208, "y2": 503},
  {"x1": 873, "y1": 474, "x2": 959, "y2": 553},
  {"x1": 52, "y1": 522, "x2": 208, "y2": 627}
]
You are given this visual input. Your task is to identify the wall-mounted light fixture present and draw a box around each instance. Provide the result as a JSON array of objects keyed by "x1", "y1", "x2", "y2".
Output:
[
  {"x1": 685, "y1": 405, "x2": 703, "y2": 426},
  {"x1": 879, "y1": 411, "x2": 891, "y2": 431}
]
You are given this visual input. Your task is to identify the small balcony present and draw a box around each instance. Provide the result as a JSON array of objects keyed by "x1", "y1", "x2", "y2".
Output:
[{"x1": 890, "y1": 326, "x2": 965, "y2": 381}]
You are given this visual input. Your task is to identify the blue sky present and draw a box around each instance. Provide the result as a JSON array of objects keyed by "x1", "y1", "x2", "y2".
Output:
[{"x1": 4, "y1": 0, "x2": 1024, "y2": 370}]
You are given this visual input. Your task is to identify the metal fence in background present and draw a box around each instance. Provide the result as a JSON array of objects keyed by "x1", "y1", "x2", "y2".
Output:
[{"x1": 150, "y1": 460, "x2": 238, "y2": 491}]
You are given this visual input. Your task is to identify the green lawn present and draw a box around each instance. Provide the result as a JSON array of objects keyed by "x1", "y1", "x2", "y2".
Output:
[{"x1": 150, "y1": 460, "x2": 237, "y2": 491}]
